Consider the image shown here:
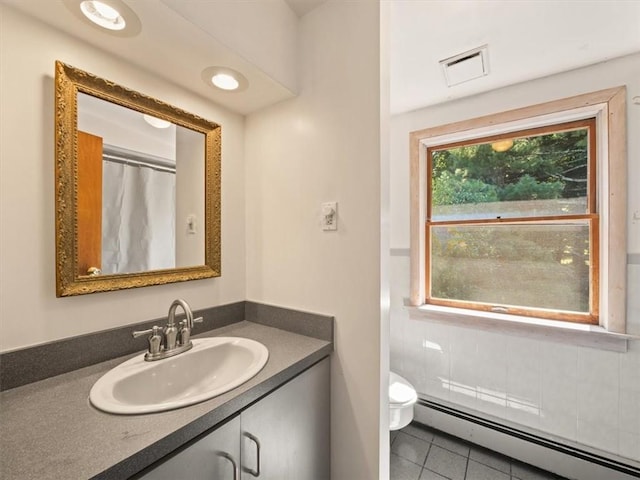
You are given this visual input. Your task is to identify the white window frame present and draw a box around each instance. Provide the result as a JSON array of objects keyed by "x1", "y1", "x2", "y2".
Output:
[{"x1": 409, "y1": 87, "x2": 628, "y2": 341}]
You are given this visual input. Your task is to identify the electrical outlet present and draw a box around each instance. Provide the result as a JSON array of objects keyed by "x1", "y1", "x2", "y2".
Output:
[{"x1": 321, "y1": 202, "x2": 337, "y2": 231}]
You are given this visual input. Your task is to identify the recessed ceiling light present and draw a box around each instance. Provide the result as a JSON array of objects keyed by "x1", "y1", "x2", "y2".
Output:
[
  {"x1": 80, "y1": 1, "x2": 125, "y2": 30},
  {"x1": 143, "y1": 114, "x2": 172, "y2": 129},
  {"x1": 211, "y1": 73, "x2": 240, "y2": 91},
  {"x1": 63, "y1": 0, "x2": 141, "y2": 37},
  {"x1": 201, "y1": 67, "x2": 249, "y2": 93}
]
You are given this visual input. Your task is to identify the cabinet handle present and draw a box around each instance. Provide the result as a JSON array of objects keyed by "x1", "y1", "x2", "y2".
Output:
[
  {"x1": 242, "y1": 432, "x2": 261, "y2": 477},
  {"x1": 216, "y1": 451, "x2": 239, "y2": 480}
]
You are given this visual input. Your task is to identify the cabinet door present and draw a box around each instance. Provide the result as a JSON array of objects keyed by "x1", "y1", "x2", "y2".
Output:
[
  {"x1": 241, "y1": 358, "x2": 330, "y2": 480},
  {"x1": 137, "y1": 415, "x2": 241, "y2": 480}
]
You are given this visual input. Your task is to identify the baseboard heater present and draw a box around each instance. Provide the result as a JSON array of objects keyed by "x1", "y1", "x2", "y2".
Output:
[{"x1": 418, "y1": 398, "x2": 640, "y2": 478}]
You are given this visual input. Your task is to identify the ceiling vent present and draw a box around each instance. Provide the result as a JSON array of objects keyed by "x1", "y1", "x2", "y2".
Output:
[{"x1": 439, "y1": 45, "x2": 489, "y2": 87}]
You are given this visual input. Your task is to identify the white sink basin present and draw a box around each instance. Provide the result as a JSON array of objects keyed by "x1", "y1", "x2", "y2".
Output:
[{"x1": 90, "y1": 337, "x2": 269, "y2": 414}]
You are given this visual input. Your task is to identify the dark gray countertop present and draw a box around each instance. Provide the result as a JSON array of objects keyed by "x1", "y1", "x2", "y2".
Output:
[{"x1": 0, "y1": 321, "x2": 332, "y2": 479}]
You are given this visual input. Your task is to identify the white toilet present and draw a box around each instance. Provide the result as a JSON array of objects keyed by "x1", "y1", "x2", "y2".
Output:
[{"x1": 389, "y1": 372, "x2": 418, "y2": 430}]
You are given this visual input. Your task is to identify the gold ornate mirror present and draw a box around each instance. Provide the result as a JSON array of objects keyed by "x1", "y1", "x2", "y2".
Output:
[{"x1": 55, "y1": 61, "x2": 221, "y2": 296}]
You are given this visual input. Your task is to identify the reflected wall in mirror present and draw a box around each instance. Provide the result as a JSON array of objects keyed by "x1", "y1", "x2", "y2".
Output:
[
  {"x1": 55, "y1": 61, "x2": 221, "y2": 296},
  {"x1": 77, "y1": 93, "x2": 205, "y2": 275}
]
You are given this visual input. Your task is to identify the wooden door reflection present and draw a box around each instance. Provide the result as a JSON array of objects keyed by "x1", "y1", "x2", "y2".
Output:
[{"x1": 77, "y1": 130, "x2": 102, "y2": 276}]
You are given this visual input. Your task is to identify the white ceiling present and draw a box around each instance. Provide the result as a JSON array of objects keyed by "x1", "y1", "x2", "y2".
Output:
[
  {"x1": 390, "y1": 0, "x2": 640, "y2": 114},
  {"x1": 2, "y1": 0, "x2": 299, "y2": 115},
  {"x1": 3, "y1": 0, "x2": 640, "y2": 116}
]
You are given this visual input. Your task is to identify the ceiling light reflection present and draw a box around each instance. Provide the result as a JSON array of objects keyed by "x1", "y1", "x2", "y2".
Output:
[
  {"x1": 143, "y1": 114, "x2": 172, "y2": 129},
  {"x1": 491, "y1": 139, "x2": 514, "y2": 152}
]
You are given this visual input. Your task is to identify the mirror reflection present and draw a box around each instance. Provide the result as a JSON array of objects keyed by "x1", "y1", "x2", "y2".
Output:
[
  {"x1": 55, "y1": 61, "x2": 221, "y2": 297},
  {"x1": 77, "y1": 93, "x2": 205, "y2": 276}
]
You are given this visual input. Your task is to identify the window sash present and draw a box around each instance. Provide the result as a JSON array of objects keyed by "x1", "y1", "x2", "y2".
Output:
[
  {"x1": 424, "y1": 119, "x2": 599, "y2": 324},
  {"x1": 426, "y1": 118, "x2": 597, "y2": 223},
  {"x1": 424, "y1": 216, "x2": 599, "y2": 324}
]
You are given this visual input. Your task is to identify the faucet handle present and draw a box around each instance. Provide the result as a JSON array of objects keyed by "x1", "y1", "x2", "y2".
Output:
[
  {"x1": 132, "y1": 326, "x2": 163, "y2": 355},
  {"x1": 178, "y1": 319, "x2": 190, "y2": 346},
  {"x1": 132, "y1": 327, "x2": 153, "y2": 338},
  {"x1": 177, "y1": 317, "x2": 203, "y2": 346}
]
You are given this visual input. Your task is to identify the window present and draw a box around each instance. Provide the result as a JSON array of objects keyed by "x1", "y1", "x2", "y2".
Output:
[
  {"x1": 409, "y1": 88, "x2": 627, "y2": 332},
  {"x1": 427, "y1": 119, "x2": 597, "y2": 323}
]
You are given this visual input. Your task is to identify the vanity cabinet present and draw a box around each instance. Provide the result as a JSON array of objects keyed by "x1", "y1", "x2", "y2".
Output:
[
  {"x1": 136, "y1": 358, "x2": 330, "y2": 480},
  {"x1": 240, "y1": 358, "x2": 331, "y2": 479},
  {"x1": 136, "y1": 415, "x2": 241, "y2": 479}
]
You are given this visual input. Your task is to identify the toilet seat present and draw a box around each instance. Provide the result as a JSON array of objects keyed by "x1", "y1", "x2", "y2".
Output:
[
  {"x1": 389, "y1": 372, "x2": 417, "y2": 431},
  {"x1": 389, "y1": 372, "x2": 418, "y2": 406}
]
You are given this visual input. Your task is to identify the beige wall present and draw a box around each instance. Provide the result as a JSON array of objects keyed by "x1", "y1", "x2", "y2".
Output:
[
  {"x1": 245, "y1": 2, "x2": 385, "y2": 479},
  {"x1": 0, "y1": 7, "x2": 246, "y2": 351},
  {"x1": 175, "y1": 127, "x2": 206, "y2": 268}
]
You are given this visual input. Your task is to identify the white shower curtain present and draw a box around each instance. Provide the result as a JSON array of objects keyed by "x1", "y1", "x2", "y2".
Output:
[{"x1": 102, "y1": 161, "x2": 176, "y2": 274}]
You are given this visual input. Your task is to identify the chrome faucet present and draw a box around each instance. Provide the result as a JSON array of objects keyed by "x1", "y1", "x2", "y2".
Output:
[{"x1": 132, "y1": 299, "x2": 203, "y2": 361}]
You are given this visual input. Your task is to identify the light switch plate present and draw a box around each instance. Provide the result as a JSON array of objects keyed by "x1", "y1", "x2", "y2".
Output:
[{"x1": 321, "y1": 202, "x2": 337, "y2": 231}]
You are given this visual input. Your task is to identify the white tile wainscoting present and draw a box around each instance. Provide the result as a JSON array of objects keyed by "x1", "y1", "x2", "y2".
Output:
[{"x1": 390, "y1": 254, "x2": 640, "y2": 469}]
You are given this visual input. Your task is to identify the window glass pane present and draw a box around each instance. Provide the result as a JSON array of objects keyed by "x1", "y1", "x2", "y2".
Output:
[
  {"x1": 430, "y1": 127, "x2": 589, "y2": 221},
  {"x1": 430, "y1": 223, "x2": 590, "y2": 313}
]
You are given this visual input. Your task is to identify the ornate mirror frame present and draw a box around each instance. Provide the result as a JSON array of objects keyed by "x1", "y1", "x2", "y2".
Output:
[{"x1": 55, "y1": 61, "x2": 221, "y2": 296}]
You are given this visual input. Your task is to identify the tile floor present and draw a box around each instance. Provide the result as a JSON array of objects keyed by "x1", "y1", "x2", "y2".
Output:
[{"x1": 391, "y1": 423, "x2": 568, "y2": 480}]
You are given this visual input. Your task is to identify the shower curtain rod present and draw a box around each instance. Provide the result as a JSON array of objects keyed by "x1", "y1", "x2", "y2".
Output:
[{"x1": 103, "y1": 144, "x2": 177, "y2": 174}]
